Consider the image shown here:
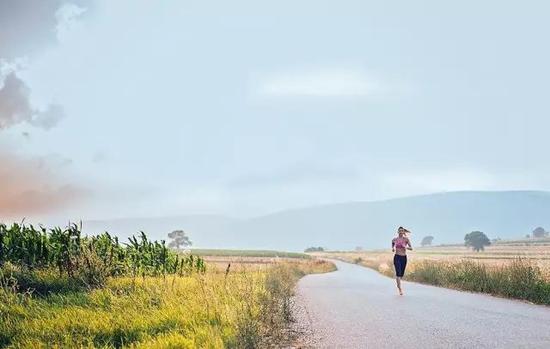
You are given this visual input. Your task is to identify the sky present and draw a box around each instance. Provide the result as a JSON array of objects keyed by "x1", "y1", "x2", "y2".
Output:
[{"x1": 1, "y1": 0, "x2": 549, "y2": 222}]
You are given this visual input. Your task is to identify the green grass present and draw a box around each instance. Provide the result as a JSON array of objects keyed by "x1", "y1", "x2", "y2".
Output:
[
  {"x1": 0, "y1": 259, "x2": 334, "y2": 348},
  {"x1": 1, "y1": 273, "x2": 254, "y2": 348},
  {"x1": 189, "y1": 249, "x2": 310, "y2": 259}
]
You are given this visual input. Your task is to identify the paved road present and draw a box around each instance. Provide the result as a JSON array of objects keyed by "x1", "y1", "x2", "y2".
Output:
[{"x1": 294, "y1": 260, "x2": 550, "y2": 348}]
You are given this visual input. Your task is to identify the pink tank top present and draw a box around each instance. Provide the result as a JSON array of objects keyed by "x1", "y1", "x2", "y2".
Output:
[{"x1": 393, "y1": 237, "x2": 407, "y2": 249}]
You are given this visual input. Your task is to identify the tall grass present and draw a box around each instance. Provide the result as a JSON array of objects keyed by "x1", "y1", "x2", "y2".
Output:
[
  {"x1": 409, "y1": 259, "x2": 550, "y2": 304},
  {"x1": 0, "y1": 259, "x2": 335, "y2": 348}
]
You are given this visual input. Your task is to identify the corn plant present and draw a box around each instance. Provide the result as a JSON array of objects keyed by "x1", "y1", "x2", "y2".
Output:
[{"x1": 0, "y1": 223, "x2": 205, "y2": 280}]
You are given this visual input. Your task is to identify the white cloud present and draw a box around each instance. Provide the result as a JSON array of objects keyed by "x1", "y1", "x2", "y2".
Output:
[
  {"x1": 254, "y1": 68, "x2": 383, "y2": 98},
  {"x1": 56, "y1": 3, "x2": 88, "y2": 42},
  {"x1": 0, "y1": 72, "x2": 64, "y2": 130}
]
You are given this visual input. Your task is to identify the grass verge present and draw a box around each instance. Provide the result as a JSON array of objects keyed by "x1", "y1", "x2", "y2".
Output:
[
  {"x1": 0, "y1": 259, "x2": 335, "y2": 348},
  {"x1": 407, "y1": 259, "x2": 550, "y2": 304}
]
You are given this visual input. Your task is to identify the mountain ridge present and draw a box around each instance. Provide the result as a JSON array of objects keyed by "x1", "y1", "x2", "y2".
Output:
[{"x1": 83, "y1": 190, "x2": 550, "y2": 251}]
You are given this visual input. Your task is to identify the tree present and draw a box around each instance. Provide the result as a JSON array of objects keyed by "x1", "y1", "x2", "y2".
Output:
[
  {"x1": 167, "y1": 230, "x2": 192, "y2": 250},
  {"x1": 464, "y1": 231, "x2": 491, "y2": 252},
  {"x1": 304, "y1": 247, "x2": 324, "y2": 252},
  {"x1": 420, "y1": 236, "x2": 434, "y2": 247},
  {"x1": 532, "y1": 227, "x2": 548, "y2": 238}
]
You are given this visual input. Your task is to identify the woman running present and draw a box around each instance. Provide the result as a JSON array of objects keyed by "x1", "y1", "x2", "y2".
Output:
[{"x1": 392, "y1": 226, "x2": 412, "y2": 295}]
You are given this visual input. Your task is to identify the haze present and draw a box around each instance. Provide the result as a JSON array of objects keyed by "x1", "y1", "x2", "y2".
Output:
[{"x1": 1, "y1": 0, "x2": 549, "y2": 226}]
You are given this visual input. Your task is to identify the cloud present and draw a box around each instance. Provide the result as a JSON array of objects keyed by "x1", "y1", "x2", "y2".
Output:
[
  {"x1": 29, "y1": 104, "x2": 66, "y2": 130},
  {"x1": 0, "y1": 150, "x2": 87, "y2": 217},
  {"x1": 254, "y1": 68, "x2": 383, "y2": 98},
  {"x1": 0, "y1": 0, "x2": 61, "y2": 60},
  {"x1": 0, "y1": 1, "x2": 90, "y2": 131},
  {"x1": 0, "y1": 72, "x2": 65, "y2": 130},
  {"x1": 0, "y1": 1, "x2": 92, "y2": 219},
  {"x1": 0, "y1": 0, "x2": 90, "y2": 59},
  {"x1": 56, "y1": 3, "x2": 89, "y2": 42}
]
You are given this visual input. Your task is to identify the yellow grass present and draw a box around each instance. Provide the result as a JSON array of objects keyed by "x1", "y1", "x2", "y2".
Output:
[{"x1": 0, "y1": 258, "x2": 335, "y2": 348}]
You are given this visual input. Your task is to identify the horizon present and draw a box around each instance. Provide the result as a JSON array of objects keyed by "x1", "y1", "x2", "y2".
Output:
[
  {"x1": 72, "y1": 189, "x2": 550, "y2": 251},
  {"x1": 80, "y1": 189, "x2": 550, "y2": 222}
]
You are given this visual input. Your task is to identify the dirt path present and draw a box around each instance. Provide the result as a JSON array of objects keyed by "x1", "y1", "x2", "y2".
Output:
[{"x1": 293, "y1": 260, "x2": 550, "y2": 348}]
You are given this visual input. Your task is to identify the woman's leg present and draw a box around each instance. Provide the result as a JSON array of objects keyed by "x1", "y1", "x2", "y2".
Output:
[
  {"x1": 393, "y1": 255, "x2": 403, "y2": 293},
  {"x1": 396, "y1": 276, "x2": 402, "y2": 292},
  {"x1": 399, "y1": 256, "x2": 407, "y2": 295}
]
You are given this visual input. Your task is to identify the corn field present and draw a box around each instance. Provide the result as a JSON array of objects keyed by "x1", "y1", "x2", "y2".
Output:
[{"x1": 0, "y1": 223, "x2": 205, "y2": 282}]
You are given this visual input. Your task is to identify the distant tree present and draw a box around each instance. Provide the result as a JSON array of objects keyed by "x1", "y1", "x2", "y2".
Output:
[
  {"x1": 167, "y1": 230, "x2": 192, "y2": 250},
  {"x1": 355, "y1": 246, "x2": 364, "y2": 251},
  {"x1": 525, "y1": 234, "x2": 531, "y2": 239},
  {"x1": 304, "y1": 246, "x2": 324, "y2": 252},
  {"x1": 420, "y1": 236, "x2": 434, "y2": 247},
  {"x1": 464, "y1": 231, "x2": 491, "y2": 252},
  {"x1": 532, "y1": 227, "x2": 548, "y2": 238}
]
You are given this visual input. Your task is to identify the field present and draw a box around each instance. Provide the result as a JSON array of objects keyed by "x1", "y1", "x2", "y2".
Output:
[
  {"x1": 190, "y1": 249, "x2": 309, "y2": 259},
  {"x1": 190, "y1": 249, "x2": 310, "y2": 273},
  {"x1": 315, "y1": 238, "x2": 550, "y2": 305},
  {"x1": 0, "y1": 224, "x2": 335, "y2": 348},
  {"x1": 191, "y1": 249, "x2": 309, "y2": 270}
]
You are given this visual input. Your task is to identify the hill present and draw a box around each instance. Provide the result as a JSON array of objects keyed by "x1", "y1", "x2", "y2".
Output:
[{"x1": 84, "y1": 191, "x2": 550, "y2": 251}]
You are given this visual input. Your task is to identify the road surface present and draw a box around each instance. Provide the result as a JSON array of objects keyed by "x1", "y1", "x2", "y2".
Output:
[{"x1": 293, "y1": 260, "x2": 550, "y2": 348}]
